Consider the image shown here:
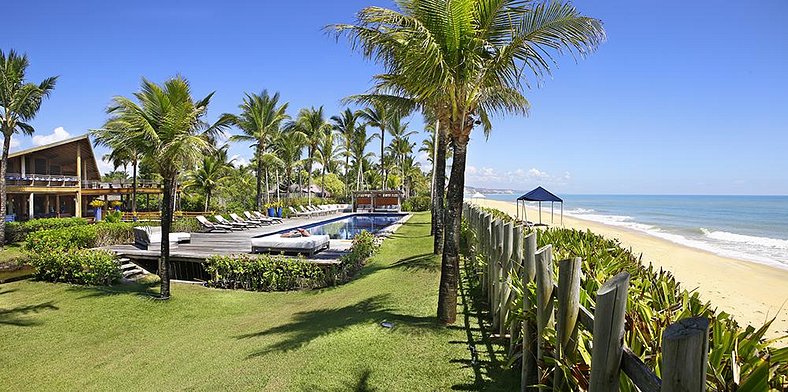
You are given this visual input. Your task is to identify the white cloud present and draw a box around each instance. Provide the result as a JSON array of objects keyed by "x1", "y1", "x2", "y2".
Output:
[
  {"x1": 230, "y1": 154, "x2": 250, "y2": 168},
  {"x1": 465, "y1": 165, "x2": 571, "y2": 188},
  {"x1": 32, "y1": 127, "x2": 71, "y2": 146},
  {"x1": 8, "y1": 137, "x2": 21, "y2": 149},
  {"x1": 527, "y1": 168, "x2": 549, "y2": 179},
  {"x1": 97, "y1": 158, "x2": 118, "y2": 176}
]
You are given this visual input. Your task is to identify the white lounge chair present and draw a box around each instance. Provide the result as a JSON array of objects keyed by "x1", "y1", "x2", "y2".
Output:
[
  {"x1": 134, "y1": 226, "x2": 191, "y2": 250},
  {"x1": 230, "y1": 213, "x2": 265, "y2": 227},
  {"x1": 251, "y1": 211, "x2": 282, "y2": 223},
  {"x1": 288, "y1": 206, "x2": 312, "y2": 218},
  {"x1": 215, "y1": 215, "x2": 248, "y2": 230},
  {"x1": 251, "y1": 233, "x2": 330, "y2": 256},
  {"x1": 196, "y1": 215, "x2": 232, "y2": 232}
]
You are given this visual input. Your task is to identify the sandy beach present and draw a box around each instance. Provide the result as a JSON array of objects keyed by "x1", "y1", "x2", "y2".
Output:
[{"x1": 470, "y1": 198, "x2": 788, "y2": 341}]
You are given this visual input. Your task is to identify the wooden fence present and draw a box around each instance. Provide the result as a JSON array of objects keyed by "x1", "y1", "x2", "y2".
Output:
[{"x1": 463, "y1": 202, "x2": 710, "y2": 392}]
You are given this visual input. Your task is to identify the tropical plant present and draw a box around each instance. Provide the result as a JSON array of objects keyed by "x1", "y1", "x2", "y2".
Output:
[
  {"x1": 315, "y1": 129, "x2": 343, "y2": 198},
  {"x1": 0, "y1": 50, "x2": 58, "y2": 246},
  {"x1": 93, "y1": 76, "x2": 231, "y2": 299},
  {"x1": 331, "y1": 108, "x2": 361, "y2": 193},
  {"x1": 227, "y1": 90, "x2": 289, "y2": 209},
  {"x1": 350, "y1": 125, "x2": 376, "y2": 191},
  {"x1": 185, "y1": 154, "x2": 230, "y2": 211},
  {"x1": 358, "y1": 101, "x2": 391, "y2": 189},
  {"x1": 95, "y1": 142, "x2": 142, "y2": 213},
  {"x1": 274, "y1": 127, "x2": 307, "y2": 198},
  {"x1": 332, "y1": 0, "x2": 605, "y2": 323}
]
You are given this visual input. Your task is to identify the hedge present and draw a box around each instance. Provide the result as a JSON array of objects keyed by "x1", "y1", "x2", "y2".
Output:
[
  {"x1": 28, "y1": 249, "x2": 120, "y2": 285},
  {"x1": 24, "y1": 222, "x2": 134, "y2": 253},
  {"x1": 402, "y1": 195, "x2": 430, "y2": 212},
  {"x1": 5, "y1": 217, "x2": 88, "y2": 243},
  {"x1": 205, "y1": 230, "x2": 378, "y2": 291}
]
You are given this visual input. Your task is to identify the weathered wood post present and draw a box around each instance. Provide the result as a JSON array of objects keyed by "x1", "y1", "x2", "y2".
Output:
[
  {"x1": 534, "y1": 245, "x2": 554, "y2": 369},
  {"x1": 521, "y1": 232, "x2": 538, "y2": 392},
  {"x1": 491, "y1": 219, "x2": 504, "y2": 330},
  {"x1": 481, "y1": 213, "x2": 491, "y2": 294},
  {"x1": 589, "y1": 272, "x2": 631, "y2": 392},
  {"x1": 554, "y1": 257, "x2": 582, "y2": 391},
  {"x1": 661, "y1": 317, "x2": 710, "y2": 392},
  {"x1": 499, "y1": 221, "x2": 513, "y2": 336},
  {"x1": 509, "y1": 224, "x2": 524, "y2": 355},
  {"x1": 489, "y1": 218, "x2": 498, "y2": 315}
]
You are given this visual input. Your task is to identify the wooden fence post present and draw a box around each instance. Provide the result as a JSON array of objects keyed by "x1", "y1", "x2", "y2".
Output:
[
  {"x1": 521, "y1": 232, "x2": 538, "y2": 392},
  {"x1": 554, "y1": 257, "x2": 582, "y2": 391},
  {"x1": 589, "y1": 272, "x2": 631, "y2": 392},
  {"x1": 509, "y1": 224, "x2": 524, "y2": 355},
  {"x1": 491, "y1": 219, "x2": 504, "y2": 330},
  {"x1": 499, "y1": 221, "x2": 513, "y2": 336},
  {"x1": 481, "y1": 213, "x2": 491, "y2": 295},
  {"x1": 661, "y1": 317, "x2": 709, "y2": 392},
  {"x1": 535, "y1": 245, "x2": 554, "y2": 370}
]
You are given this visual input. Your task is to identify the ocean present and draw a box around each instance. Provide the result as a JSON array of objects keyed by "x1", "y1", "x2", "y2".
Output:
[{"x1": 483, "y1": 194, "x2": 788, "y2": 268}]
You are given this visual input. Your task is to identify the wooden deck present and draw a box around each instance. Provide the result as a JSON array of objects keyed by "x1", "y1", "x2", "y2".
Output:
[{"x1": 105, "y1": 213, "x2": 354, "y2": 266}]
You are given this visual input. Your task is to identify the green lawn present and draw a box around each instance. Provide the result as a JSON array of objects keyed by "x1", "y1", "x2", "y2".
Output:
[{"x1": 0, "y1": 212, "x2": 517, "y2": 391}]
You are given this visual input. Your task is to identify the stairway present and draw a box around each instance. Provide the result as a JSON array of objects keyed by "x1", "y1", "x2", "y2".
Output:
[{"x1": 118, "y1": 257, "x2": 147, "y2": 282}]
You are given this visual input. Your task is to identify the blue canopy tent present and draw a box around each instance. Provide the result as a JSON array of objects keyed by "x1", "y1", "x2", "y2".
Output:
[{"x1": 516, "y1": 186, "x2": 563, "y2": 226}]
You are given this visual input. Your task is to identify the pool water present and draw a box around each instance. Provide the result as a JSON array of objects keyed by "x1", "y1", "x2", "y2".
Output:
[{"x1": 304, "y1": 214, "x2": 404, "y2": 239}]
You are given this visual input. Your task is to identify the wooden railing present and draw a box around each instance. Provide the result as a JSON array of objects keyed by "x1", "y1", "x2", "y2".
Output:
[
  {"x1": 82, "y1": 179, "x2": 162, "y2": 189},
  {"x1": 463, "y1": 202, "x2": 709, "y2": 391}
]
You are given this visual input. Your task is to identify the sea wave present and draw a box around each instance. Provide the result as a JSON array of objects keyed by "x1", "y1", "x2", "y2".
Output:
[
  {"x1": 701, "y1": 228, "x2": 788, "y2": 250},
  {"x1": 567, "y1": 208, "x2": 595, "y2": 214},
  {"x1": 565, "y1": 208, "x2": 788, "y2": 267}
]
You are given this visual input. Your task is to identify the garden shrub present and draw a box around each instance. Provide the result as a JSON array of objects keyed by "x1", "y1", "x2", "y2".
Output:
[
  {"x1": 402, "y1": 195, "x2": 431, "y2": 212},
  {"x1": 28, "y1": 249, "x2": 120, "y2": 285},
  {"x1": 137, "y1": 217, "x2": 201, "y2": 233},
  {"x1": 25, "y1": 222, "x2": 134, "y2": 253},
  {"x1": 5, "y1": 217, "x2": 88, "y2": 243},
  {"x1": 205, "y1": 230, "x2": 379, "y2": 291}
]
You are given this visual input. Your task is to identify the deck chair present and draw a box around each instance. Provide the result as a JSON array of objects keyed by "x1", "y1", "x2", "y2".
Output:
[
  {"x1": 196, "y1": 215, "x2": 232, "y2": 232},
  {"x1": 289, "y1": 206, "x2": 312, "y2": 218},
  {"x1": 247, "y1": 211, "x2": 280, "y2": 224},
  {"x1": 230, "y1": 213, "x2": 265, "y2": 227},
  {"x1": 215, "y1": 215, "x2": 248, "y2": 230}
]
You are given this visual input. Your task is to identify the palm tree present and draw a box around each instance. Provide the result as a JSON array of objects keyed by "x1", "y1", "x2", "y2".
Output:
[
  {"x1": 94, "y1": 140, "x2": 142, "y2": 215},
  {"x1": 315, "y1": 130, "x2": 343, "y2": 198},
  {"x1": 289, "y1": 107, "x2": 331, "y2": 204},
  {"x1": 350, "y1": 125, "x2": 376, "y2": 190},
  {"x1": 0, "y1": 50, "x2": 57, "y2": 245},
  {"x1": 332, "y1": 0, "x2": 604, "y2": 323},
  {"x1": 358, "y1": 102, "x2": 390, "y2": 190},
  {"x1": 227, "y1": 91, "x2": 289, "y2": 209},
  {"x1": 186, "y1": 155, "x2": 228, "y2": 211},
  {"x1": 94, "y1": 76, "x2": 231, "y2": 299},
  {"x1": 386, "y1": 116, "x2": 417, "y2": 192},
  {"x1": 331, "y1": 109, "x2": 360, "y2": 194},
  {"x1": 274, "y1": 127, "x2": 306, "y2": 200}
]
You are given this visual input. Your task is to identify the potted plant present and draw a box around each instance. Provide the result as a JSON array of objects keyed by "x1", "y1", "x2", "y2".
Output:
[
  {"x1": 89, "y1": 199, "x2": 106, "y2": 221},
  {"x1": 110, "y1": 200, "x2": 123, "y2": 211},
  {"x1": 275, "y1": 201, "x2": 283, "y2": 218},
  {"x1": 266, "y1": 203, "x2": 276, "y2": 218}
]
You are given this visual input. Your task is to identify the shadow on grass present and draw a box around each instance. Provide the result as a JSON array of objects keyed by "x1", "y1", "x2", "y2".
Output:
[
  {"x1": 450, "y1": 260, "x2": 519, "y2": 391},
  {"x1": 348, "y1": 368, "x2": 375, "y2": 392},
  {"x1": 386, "y1": 253, "x2": 440, "y2": 272},
  {"x1": 237, "y1": 294, "x2": 443, "y2": 357},
  {"x1": 67, "y1": 279, "x2": 161, "y2": 300},
  {"x1": 0, "y1": 288, "x2": 18, "y2": 295},
  {"x1": 0, "y1": 301, "x2": 58, "y2": 326}
]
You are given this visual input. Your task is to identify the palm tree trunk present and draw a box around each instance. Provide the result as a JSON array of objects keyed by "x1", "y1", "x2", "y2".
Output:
[
  {"x1": 307, "y1": 150, "x2": 313, "y2": 205},
  {"x1": 321, "y1": 166, "x2": 326, "y2": 201},
  {"x1": 159, "y1": 174, "x2": 177, "y2": 300},
  {"x1": 0, "y1": 133, "x2": 11, "y2": 247},
  {"x1": 131, "y1": 158, "x2": 138, "y2": 215},
  {"x1": 380, "y1": 126, "x2": 385, "y2": 190},
  {"x1": 345, "y1": 156, "x2": 350, "y2": 195},
  {"x1": 275, "y1": 169, "x2": 280, "y2": 202},
  {"x1": 264, "y1": 168, "x2": 270, "y2": 205},
  {"x1": 433, "y1": 127, "x2": 447, "y2": 255},
  {"x1": 437, "y1": 134, "x2": 467, "y2": 324},
  {"x1": 205, "y1": 189, "x2": 211, "y2": 212},
  {"x1": 255, "y1": 145, "x2": 264, "y2": 210}
]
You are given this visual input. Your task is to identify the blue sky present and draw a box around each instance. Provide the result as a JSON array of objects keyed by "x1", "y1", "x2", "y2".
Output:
[{"x1": 4, "y1": 0, "x2": 788, "y2": 195}]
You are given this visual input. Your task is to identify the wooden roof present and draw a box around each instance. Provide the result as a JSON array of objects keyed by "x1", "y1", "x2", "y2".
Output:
[{"x1": 9, "y1": 134, "x2": 101, "y2": 181}]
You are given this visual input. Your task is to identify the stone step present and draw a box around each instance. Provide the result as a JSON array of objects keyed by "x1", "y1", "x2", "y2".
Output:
[
  {"x1": 120, "y1": 263, "x2": 138, "y2": 270},
  {"x1": 122, "y1": 269, "x2": 144, "y2": 279}
]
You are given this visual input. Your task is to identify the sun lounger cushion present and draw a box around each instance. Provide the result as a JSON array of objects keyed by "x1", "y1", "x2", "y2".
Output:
[
  {"x1": 250, "y1": 234, "x2": 330, "y2": 256},
  {"x1": 134, "y1": 227, "x2": 191, "y2": 250}
]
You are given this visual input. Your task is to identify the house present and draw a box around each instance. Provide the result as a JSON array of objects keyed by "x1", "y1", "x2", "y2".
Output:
[{"x1": 4, "y1": 134, "x2": 162, "y2": 221}]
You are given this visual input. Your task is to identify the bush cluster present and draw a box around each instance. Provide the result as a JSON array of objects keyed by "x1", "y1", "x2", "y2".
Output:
[
  {"x1": 25, "y1": 222, "x2": 134, "y2": 253},
  {"x1": 136, "y1": 217, "x2": 201, "y2": 233},
  {"x1": 402, "y1": 195, "x2": 431, "y2": 212},
  {"x1": 205, "y1": 230, "x2": 378, "y2": 291},
  {"x1": 28, "y1": 249, "x2": 120, "y2": 285},
  {"x1": 5, "y1": 217, "x2": 88, "y2": 243}
]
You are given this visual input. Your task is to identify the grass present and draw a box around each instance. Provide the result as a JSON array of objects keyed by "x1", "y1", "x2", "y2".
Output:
[
  {"x1": 0, "y1": 212, "x2": 517, "y2": 391},
  {"x1": 0, "y1": 243, "x2": 32, "y2": 283}
]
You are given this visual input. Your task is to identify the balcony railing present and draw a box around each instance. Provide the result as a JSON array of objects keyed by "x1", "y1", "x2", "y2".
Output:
[
  {"x1": 81, "y1": 180, "x2": 162, "y2": 189},
  {"x1": 5, "y1": 173, "x2": 79, "y2": 186}
]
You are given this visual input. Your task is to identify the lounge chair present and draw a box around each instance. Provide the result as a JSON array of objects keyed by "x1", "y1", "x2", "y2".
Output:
[
  {"x1": 230, "y1": 212, "x2": 265, "y2": 227},
  {"x1": 288, "y1": 206, "x2": 312, "y2": 218},
  {"x1": 134, "y1": 226, "x2": 191, "y2": 250},
  {"x1": 302, "y1": 205, "x2": 325, "y2": 216},
  {"x1": 247, "y1": 211, "x2": 280, "y2": 224},
  {"x1": 215, "y1": 215, "x2": 248, "y2": 230},
  {"x1": 196, "y1": 215, "x2": 232, "y2": 232},
  {"x1": 251, "y1": 233, "x2": 330, "y2": 256}
]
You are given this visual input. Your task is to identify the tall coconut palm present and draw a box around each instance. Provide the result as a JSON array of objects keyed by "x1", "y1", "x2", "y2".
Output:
[
  {"x1": 350, "y1": 125, "x2": 376, "y2": 190},
  {"x1": 95, "y1": 76, "x2": 231, "y2": 299},
  {"x1": 0, "y1": 50, "x2": 57, "y2": 245},
  {"x1": 186, "y1": 155, "x2": 229, "y2": 212},
  {"x1": 330, "y1": 109, "x2": 361, "y2": 194},
  {"x1": 94, "y1": 139, "x2": 142, "y2": 214},
  {"x1": 274, "y1": 128, "x2": 307, "y2": 199},
  {"x1": 332, "y1": 0, "x2": 604, "y2": 323},
  {"x1": 386, "y1": 116, "x2": 417, "y2": 192},
  {"x1": 358, "y1": 102, "x2": 390, "y2": 190},
  {"x1": 227, "y1": 91, "x2": 289, "y2": 209},
  {"x1": 315, "y1": 130, "x2": 343, "y2": 198},
  {"x1": 288, "y1": 106, "x2": 330, "y2": 204}
]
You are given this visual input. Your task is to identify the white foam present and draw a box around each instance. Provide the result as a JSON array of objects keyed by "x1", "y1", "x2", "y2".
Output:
[
  {"x1": 701, "y1": 228, "x2": 788, "y2": 250},
  {"x1": 567, "y1": 208, "x2": 595, "y2": 214}
]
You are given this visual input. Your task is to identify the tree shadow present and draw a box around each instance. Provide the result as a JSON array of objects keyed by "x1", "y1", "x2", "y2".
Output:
[
  {"x1": 450, "y1": 261, "x2": 520, "y2": 391},
  {"x1": 386, "y1": 253, "x2": 440, "y2": 272},
  {"x1": 347, "y1": 368, "x2": 375, "y2": 392},
  {"x1": 0, "y1": 288, "x2": 18, "y2": 296},
  {"x1": 237, "y1": 294, "x2": 443, "y2": 357},
  {"x1": 0, "y1": 301, "x2": 58, "y2": 326},
  {"x1": 66, "y1": 279, "x2": 160, "y2": 300}
]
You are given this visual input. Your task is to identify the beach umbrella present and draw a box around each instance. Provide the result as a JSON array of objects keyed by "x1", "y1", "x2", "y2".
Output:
[{"x1": 471, "y1": 192, "x2": 486, "y2": 203}]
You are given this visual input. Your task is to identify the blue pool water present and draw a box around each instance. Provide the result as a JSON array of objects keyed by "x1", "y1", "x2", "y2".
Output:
[{"x1": 301, "y1": 214, "x2": 405, "y2": 240}]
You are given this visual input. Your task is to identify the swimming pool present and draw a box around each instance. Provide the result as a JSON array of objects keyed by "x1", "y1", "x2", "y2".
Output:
[{"x1": 301, "y1": 214, "x2": 405, "y2": 239}]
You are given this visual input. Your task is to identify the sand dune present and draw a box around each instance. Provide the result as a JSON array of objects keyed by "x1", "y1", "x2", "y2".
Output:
[{"x1": 470, "y1": 198, "x2": 788, "y2": 341}]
